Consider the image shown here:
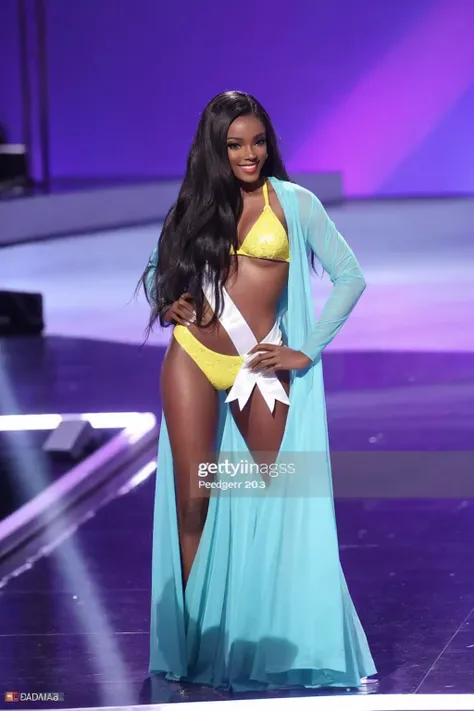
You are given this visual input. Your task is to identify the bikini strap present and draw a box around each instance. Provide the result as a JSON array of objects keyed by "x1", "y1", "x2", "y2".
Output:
[{"x1": 263, "y1": 180, "x2": 269, "y2": 206}]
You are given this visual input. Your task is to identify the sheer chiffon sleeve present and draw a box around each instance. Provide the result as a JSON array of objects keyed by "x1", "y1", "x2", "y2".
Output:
[
  {"x1": 297, "y1": 190, "x2": 367, "y2": 363},
  {"x1": 144, "y1": 245, "x2": 159, "y2": 308}
]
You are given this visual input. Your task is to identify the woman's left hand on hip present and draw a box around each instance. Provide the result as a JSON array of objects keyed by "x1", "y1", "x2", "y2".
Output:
[{"x1": 246, "y1": 344, "x2": 311, "y2": 375}]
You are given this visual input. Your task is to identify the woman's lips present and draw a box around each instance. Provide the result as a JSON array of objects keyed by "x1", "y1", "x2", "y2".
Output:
[{"x1": 239, "y1": 163, "x2": 259, "y2": 174}]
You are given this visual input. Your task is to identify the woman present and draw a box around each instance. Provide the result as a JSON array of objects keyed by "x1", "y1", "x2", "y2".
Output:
[{"x1": 141, "y1": 90, "x2": 376, "y2": 691}]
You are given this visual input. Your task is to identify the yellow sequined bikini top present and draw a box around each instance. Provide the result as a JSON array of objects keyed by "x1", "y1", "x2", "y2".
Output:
[{"x1": 230, "y1": 181, "x2": 290, "y2": 262}]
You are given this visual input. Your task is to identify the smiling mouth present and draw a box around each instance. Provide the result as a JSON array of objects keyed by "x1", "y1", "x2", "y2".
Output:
[{"x1": 239, "y1": 163, "x2": 259, "y2": 173}]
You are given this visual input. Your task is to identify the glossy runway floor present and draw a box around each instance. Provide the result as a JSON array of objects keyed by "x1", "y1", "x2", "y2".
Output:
[
  {"x1": 0, "y1": 197, "x2": 473, "y2": 709},
  {"x1": 0, "y1": 196, "x2": 473, "y2": 353}
]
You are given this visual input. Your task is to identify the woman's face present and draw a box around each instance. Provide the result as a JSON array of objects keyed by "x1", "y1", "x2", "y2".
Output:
[{"x1": 226, "y1": 114, "x2": 268, "y2": 184}]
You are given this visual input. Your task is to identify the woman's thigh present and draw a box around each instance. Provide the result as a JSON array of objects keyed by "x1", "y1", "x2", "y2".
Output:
[
  {"x1": 161, "y1": 336, "x2": 219, "y2": 527},
  {"x1": 229, "y1": 370, "x2": 290, "y2": 468}
]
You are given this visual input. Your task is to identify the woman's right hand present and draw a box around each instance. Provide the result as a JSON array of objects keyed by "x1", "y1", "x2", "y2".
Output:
[{"x1": 163, "y1": 293, "x2": 196, "y2": 326}]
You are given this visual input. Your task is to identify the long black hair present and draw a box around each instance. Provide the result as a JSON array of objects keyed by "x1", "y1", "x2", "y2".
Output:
[{"x1": 140, "y1": 91, "x2": 292, "y2": 332}]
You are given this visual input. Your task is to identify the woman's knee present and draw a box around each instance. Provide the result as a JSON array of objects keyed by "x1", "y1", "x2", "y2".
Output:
[{"x1": 177, "y1": 497, "x2": 209, "y2": 534}]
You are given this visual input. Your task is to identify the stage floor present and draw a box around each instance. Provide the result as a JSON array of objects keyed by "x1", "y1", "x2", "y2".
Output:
[
  {"x1": 0, "y1": 196, "x2": 473, "y2": 353},
  {"x1": 0, "y1": 197, "x2": 473, "y2": 709}
]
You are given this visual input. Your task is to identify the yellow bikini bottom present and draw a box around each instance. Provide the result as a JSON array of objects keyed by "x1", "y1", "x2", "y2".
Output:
[{"x1": 173, "y1": 325, "x2": 245, "y2": 391}]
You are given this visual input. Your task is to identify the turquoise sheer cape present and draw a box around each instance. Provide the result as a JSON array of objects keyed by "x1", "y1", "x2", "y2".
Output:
[{"x1": 147, "y1": 178, "x2": 376, "y2": 690}]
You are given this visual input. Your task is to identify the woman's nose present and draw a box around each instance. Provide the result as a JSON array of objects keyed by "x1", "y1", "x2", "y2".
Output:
[{"x1": 244, "y1": 147, "x2": 256, "y2": 160}]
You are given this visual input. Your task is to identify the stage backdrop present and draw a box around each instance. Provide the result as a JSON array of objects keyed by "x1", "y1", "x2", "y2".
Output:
[
  {"x1": 0, "y1": 0, "x2": 22, "y2": 146},
  {"x1": 1, "y1": 0, "x2": 473, "y2": 197}
]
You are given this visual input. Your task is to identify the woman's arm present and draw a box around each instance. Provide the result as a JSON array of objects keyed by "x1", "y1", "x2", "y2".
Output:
[
  {"x1": 299, "y1": 194, "x2": 366, "y2": 363},
  {"x1": 143, "y1": 245, "x2": 194, "y2": 326}
]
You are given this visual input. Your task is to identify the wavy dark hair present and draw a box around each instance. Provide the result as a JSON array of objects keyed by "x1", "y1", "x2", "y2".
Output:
[{"x1": 140, "y1": 90, "x2": 294, "y2": 333}]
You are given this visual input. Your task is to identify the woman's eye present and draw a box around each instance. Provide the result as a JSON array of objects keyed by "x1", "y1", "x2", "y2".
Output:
[{"x1": 227, "y1": 139, "x2": 265, "y2": 150}]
